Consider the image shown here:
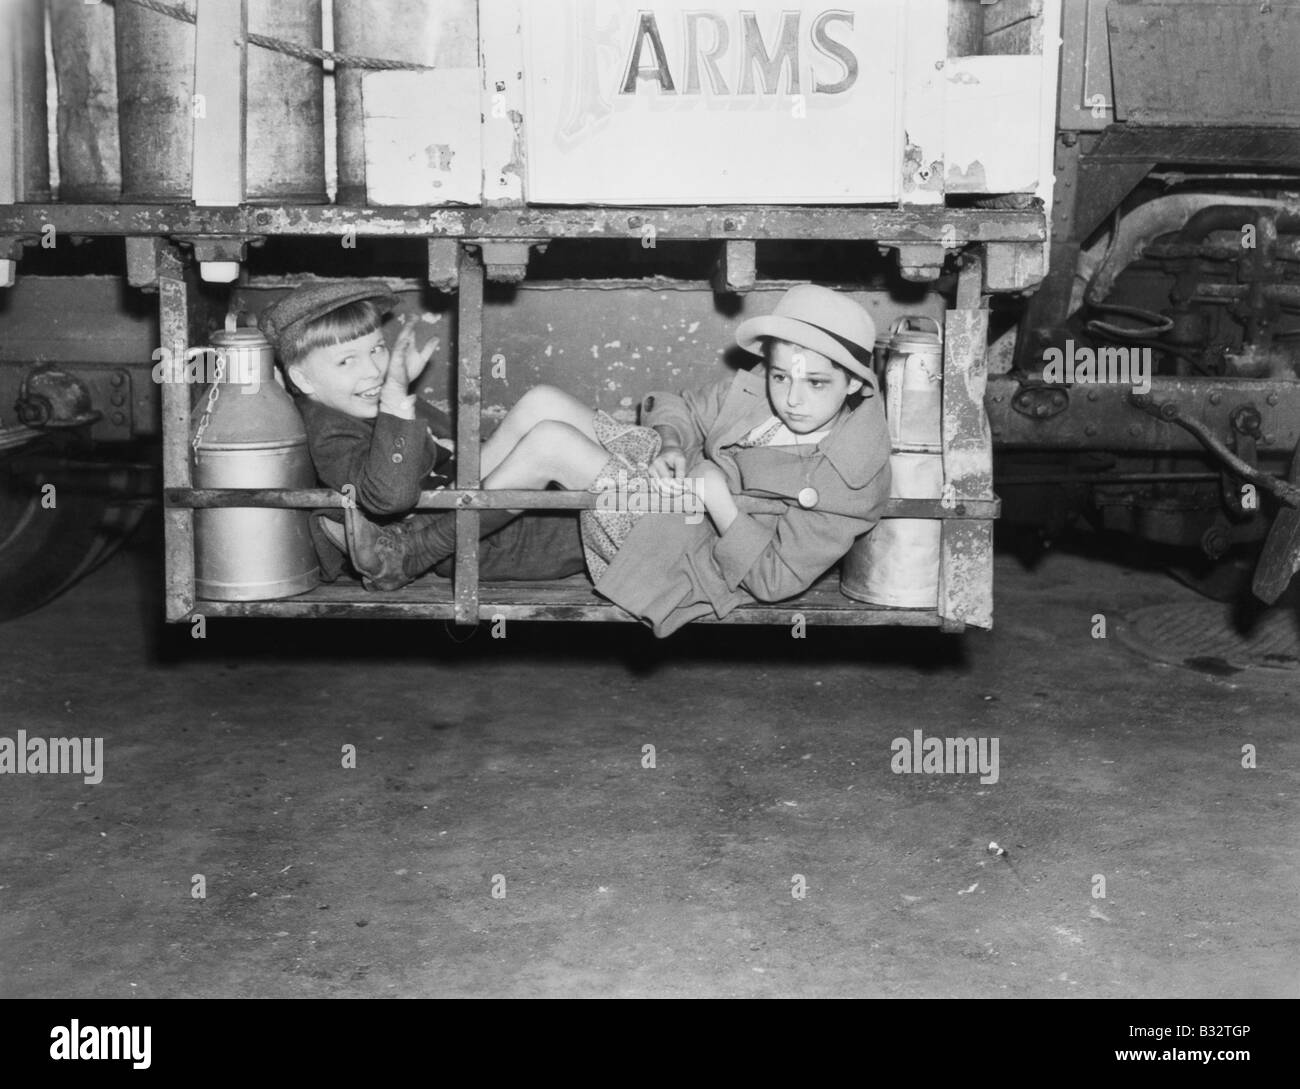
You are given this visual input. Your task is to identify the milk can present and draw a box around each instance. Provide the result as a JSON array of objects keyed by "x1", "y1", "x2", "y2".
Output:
[
  {"x1": 115, "y1": 0, "x2": 325, "y2": 202},
  {"x1": 2, "y1": 0, "x2": 50, "y2": 202},
  {"x1": 841, "y1": 317, "x2": 944, "y2": 608},
  {"x1": 49, "y1": 0, "x2": 120, "y2": 201},
  {"x1": 191, "y1": 326, "x2": 319, "y2": 601}
]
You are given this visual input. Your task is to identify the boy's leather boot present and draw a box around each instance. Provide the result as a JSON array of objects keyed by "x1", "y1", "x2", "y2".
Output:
[{"x1": 342, "y1": 505, "x2": 425, "y2": 591}]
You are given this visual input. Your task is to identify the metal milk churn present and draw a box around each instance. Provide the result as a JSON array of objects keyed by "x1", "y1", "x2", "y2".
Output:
[
  {"x1": 840, "y1": 316, "x2": 944, "y2": 608},
  {"x1": 190, "y1": 325, "x2": 319, "y2": 600}
]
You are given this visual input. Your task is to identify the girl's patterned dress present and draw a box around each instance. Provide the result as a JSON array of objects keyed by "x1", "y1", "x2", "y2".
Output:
[{"x1": 580, "y1": 410, "x2": 663, "y2": 581}]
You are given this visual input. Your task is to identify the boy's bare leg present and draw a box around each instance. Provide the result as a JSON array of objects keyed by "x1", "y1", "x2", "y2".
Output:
[
  {"x1": 482, "y1": 420, "x2": 610, "y2": 492},
  {"x1": 480, "y1": 386, "x2": 602, "y2": 479}
]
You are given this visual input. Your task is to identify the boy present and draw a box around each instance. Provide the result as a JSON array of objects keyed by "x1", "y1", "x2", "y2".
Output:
[{"x1": 259, "y1": 281, "x2": 586, "y2": 590}]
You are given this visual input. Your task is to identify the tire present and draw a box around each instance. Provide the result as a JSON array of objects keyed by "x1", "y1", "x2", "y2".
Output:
[{"x1": 0, "y1": 433, "x2": 150, "y2": 621}]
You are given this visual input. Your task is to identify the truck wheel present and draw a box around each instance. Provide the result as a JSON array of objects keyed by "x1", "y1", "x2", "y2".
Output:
[{"x1": 0, "y1": 433, "x2": 150, "y2": 621}]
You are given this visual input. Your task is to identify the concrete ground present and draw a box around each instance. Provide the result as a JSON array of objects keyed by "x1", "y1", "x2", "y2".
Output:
[{"x1": 1, "y1": 525, "x2": 1297, "y2": 998}]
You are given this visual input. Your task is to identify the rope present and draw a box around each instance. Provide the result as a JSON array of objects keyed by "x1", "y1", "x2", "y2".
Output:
[{"x1": 114, "y1": 0, "x2": 435, "y2": 71}]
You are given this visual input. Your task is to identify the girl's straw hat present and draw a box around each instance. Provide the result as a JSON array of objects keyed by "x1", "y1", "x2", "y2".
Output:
[{"x1": 735, "y1": 284, "x2": 877, "y2": 382}]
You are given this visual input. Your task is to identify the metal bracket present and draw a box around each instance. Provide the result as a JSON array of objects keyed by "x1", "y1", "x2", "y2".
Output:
[
  {"x1": 427, "y1": 238, "x2": 460, "y2": 293},
  {"x1": 983, "y1": 241, "x2": 1047, "y2": 293},
  {"x1": 895, "y1": 242, "x2": 947, "y2": 282},
  {"x1": 467, "y1": 239, "x2": 548, "y2": 284},
  {"x1": 711, "y1": 239, "x2": 757, "y2": 294},
  {"x1": 0, "y1": 235, "x2": 40, "y2": 287},
  {"x1": 172, "y1": 234, "x2": 265, "y2": 283},
  {"x1": 125, "y1": 236, "x2": 167, "y2": 290}
]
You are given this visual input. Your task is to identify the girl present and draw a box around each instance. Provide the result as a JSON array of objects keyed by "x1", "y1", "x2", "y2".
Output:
[{"x1": 480, "y1": 284, "x2": 893, "y2": 636}]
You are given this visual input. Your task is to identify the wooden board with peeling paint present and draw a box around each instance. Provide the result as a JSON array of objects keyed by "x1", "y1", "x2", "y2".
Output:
[
  {"x1": 519, "y1": 0, "x2": 906, "y2": 204},
  {"x1": 362, "y1": 70, "x2": 483, "y2": 205}
]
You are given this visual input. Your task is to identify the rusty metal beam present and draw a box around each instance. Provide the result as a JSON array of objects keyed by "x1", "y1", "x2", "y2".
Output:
[
  {"x1": 938, "y1": 254, "x2": 994, "y2": 631},
  {"x1": 453, "y1": 245, "x2": 483, "y2": 625},
  {"x1": 164, "y1": 488, "x2": 1000, "y2": 520},
  {"x1": 0, "y1": 204, "x2": 1047, "y2": 245},
  {"x1": 1084, "y1": 124, "x2": 1300, "y2": 169},
  {"x1": 158, "y1": 246, "x2": 195, "y2": 623}
]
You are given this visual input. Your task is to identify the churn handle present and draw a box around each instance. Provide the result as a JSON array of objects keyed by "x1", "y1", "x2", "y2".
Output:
[
  {"x1": 889, "y1": 315, "x2": 944, "y2": 339},
  {"x1": 224, "y1": 308, "x2": 254, "y2": 333}
]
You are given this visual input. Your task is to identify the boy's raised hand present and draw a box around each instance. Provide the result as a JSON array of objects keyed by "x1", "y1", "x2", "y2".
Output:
[{"x1": 384, "y1": 317, "x2": 437, "y2": 392}]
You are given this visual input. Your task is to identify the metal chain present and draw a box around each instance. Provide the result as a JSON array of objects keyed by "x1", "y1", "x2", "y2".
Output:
[
  {"x1": 113, "y1": 0, "x2": 436, "y2": 71},
  {"x1": 191, "y1": 350, "x2": 226, "y2": 463}
]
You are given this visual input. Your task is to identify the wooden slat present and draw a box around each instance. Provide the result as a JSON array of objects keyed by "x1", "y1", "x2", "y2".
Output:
[
  {"x1": 453, "y1": 246, "x2": 483, "y2": 624},
  {"x1": 194, "y1": 575, "x2": 945, "y2": 627},
  {"x1": 938, "y1": 254, "x2": 994, "y2": 630},
  {"x1": 900, "y1": 0, "x2": 946, "y2": 205},
  {"x1": 191, "y1": 0, "x2": 246, "y2": 206},
  {"x1": 480, "y1": 0, "x2": 526, "y2": 205},
  {"x1": 159, "y1": 248, "x2": 196, "y2": 622}
]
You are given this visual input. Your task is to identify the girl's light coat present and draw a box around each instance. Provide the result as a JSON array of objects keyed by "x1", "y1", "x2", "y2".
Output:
[{"x1": 595, "y1": 366, "x2": 892, "y2": 636}]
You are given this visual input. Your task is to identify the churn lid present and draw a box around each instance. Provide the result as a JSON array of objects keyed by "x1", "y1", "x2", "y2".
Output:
[
  {"x1": 191, "y1": 325, "x2": 307, "y2": 450},
  {"x1": 888, "y1": 316, "x2": 943, "y2": 355}
]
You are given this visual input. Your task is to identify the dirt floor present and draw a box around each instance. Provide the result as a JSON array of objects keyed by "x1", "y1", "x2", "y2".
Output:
[{"x1": 1, "y1": 526, "x2": 1297, "y2": 999}]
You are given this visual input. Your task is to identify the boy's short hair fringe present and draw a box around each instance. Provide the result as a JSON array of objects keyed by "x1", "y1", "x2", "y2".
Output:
[{"x1": 277, "y1": 298, "x2": 386, "y2": 372}]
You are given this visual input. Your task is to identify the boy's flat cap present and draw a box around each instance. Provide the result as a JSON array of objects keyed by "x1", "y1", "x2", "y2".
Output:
[{"x1": 259, "y1": 280, "x2": 400, "y2": 348}]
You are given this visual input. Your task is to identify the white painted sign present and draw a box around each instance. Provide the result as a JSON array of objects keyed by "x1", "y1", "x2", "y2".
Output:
[
  {"x1": 363, "y1": 69, "x2": 483, "y2": 205},
  {"x1": 521, "y1": 0, "x2": 904, "y2": 204}
]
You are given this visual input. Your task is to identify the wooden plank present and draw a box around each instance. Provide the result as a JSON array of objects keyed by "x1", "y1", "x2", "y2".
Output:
[
  {"x1": 454, "y1": 246, "x2": 483, "y2": 624},
  {"x1": 194, "y1": 574, "x2": 946, "y2": 626},
  {"x1": 982, "y1": 0, "x2": 1042, "y2": 36},
  {"x1": 362, "y1": 69, "x2": 482, "y2": 205},
  {"x1": 191, "y1": 0, "x2": 246, "y2": 206},
  {"x1": 947, "y1": 0, "x2": 983, "y2": 58},
  {"x1": 900, "y1": 0, "x2": 947, "y2": 205},
  {"x1": 944, "y1": 56, "x2": 1043, "y2": 194},
  {"x1": 480, "y1": 0, "x2": 525, "y2": 205},
  {"x1": 938, "y1": 254, "x2": 994, "y2": 630},
  {"x1": 159, "y1": 248, "x2": 196, "y2": 622},
  {"x1": 982, "y1": 0, "x2": 1044, "y2": 53},
  {"x1": 197, "y1": 598, "x2": 946, "y2": 625}
]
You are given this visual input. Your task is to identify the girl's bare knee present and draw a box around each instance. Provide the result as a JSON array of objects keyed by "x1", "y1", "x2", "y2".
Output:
[
  {"x1": 519, "y1": 384, "x2": 566, "y2": 416},
  {"x1": 525, "y1": 418, "x2": 582, "y2": 448}
]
